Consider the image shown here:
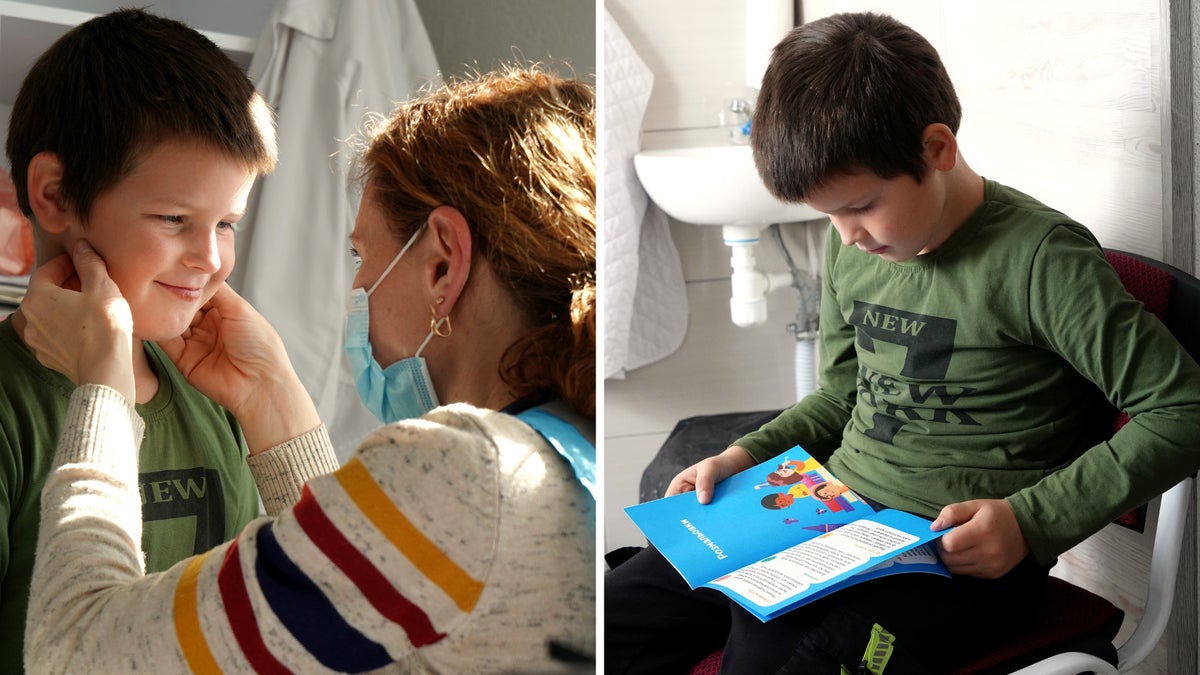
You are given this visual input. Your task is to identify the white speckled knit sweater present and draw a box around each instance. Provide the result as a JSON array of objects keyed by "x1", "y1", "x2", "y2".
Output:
[{"x1": 25, "y1": 385, "x2": 595, "y2": 673}]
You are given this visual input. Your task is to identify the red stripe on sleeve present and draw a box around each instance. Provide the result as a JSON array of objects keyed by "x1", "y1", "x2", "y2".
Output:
[
  {"x1": 217, "y1": 539, "x2": 293, "y2": 674},
  {"x1": 294, "y1": 486, "x2": 447, "y2": 646}
]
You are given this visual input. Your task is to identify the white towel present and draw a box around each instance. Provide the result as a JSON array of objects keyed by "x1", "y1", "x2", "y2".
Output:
[{"x1": 603, "y1": 11, "x2": 687, "y2": 379}]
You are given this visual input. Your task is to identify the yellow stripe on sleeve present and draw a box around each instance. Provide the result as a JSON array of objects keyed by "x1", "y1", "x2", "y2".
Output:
[
  {"x1": 335, "y1": 457, "x2": 485, "y2": 611},
  {"x1": 174, "y1": 552, "x2": 222, "y2": 674}
]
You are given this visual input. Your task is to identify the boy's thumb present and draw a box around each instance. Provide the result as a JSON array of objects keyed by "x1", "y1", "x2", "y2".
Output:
[{"x1": 930, "y1": 502, "x2": 964, "y2": 531}]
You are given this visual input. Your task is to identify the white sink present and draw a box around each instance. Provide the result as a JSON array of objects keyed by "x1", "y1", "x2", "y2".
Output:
[{"x1": 633, "y1": 145, "x2": 826, "y2": 226}]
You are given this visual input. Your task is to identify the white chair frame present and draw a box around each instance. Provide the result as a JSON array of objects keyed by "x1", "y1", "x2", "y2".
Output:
[{"x1": 1011, "y1": 476, "x2": 1194, "y2": 674}]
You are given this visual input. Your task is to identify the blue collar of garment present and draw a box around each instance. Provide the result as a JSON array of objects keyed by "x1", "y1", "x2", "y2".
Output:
[{"x1": 515, "y1": 406, "x2": 596, "y2": 500}]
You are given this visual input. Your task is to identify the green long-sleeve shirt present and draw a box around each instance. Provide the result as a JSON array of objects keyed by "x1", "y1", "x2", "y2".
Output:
[{"x1": 736, "y1": 179, "x2": 1200, "y2": 563}]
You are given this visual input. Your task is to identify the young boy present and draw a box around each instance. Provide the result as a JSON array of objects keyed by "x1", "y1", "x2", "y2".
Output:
[
  {"x1": 606, "y1": 12, "x2": 1200, "y2": 673},
  {"x1": 0, "y1": 9, "x2": 277, "y2": 672}
]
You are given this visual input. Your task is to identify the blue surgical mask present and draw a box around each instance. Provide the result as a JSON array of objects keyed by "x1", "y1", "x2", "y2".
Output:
[{"x1": 344, "y1": 225, "x2": 446, "y2": 423}]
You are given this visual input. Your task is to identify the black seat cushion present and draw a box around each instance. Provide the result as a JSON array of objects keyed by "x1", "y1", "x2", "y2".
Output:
[{"x1": 638, "y1": 409, "x2": 784, "y2": 504}]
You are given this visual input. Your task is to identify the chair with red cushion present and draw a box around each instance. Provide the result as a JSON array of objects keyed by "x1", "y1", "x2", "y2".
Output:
[{"x1": 988, "y1": 250, "x2": 1199, "y2": 675}]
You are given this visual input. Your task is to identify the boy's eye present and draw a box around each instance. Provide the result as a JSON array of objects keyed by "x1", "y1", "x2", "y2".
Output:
[
  {"x1": 161, "y1": 215, "x2": 184, "y2": 224},
  {"x1": 218, "y1": 221, "x2": 238, "y2": 232}
]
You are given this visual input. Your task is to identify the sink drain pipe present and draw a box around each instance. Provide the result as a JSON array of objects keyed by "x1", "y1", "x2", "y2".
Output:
[
  {"x1": 723, "y1": 224, "x2": 792, "y2": 327},
  {"x1": 722, "y1": 222, "x2": 823, "y2": 399}
]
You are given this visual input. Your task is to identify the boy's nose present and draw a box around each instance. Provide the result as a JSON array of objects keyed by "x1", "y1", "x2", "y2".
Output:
[
  {"x1": 185, "y1": 228, "x2": 222, "y2": 272},
  {"x1": 832, "y1": 218, "x2": 864, "y2": 247}
]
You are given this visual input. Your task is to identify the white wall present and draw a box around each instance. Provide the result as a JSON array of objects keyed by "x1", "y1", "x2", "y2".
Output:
[
  {"x1": 606, "y1": 0, "x2": 757, "y2": 133},
  {"x1": 415, "y1": 0, "x2": 595, "y2": 80}
]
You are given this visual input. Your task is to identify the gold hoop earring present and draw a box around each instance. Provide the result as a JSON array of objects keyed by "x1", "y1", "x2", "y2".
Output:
[{"x1": 430, "y1": 304, "x2": 452, "y2": 337}]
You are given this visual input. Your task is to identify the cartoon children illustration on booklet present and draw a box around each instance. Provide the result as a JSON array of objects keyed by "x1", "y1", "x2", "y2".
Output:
[{"x1": 755, "y1": 457, "x2": 861, "y2": 514}]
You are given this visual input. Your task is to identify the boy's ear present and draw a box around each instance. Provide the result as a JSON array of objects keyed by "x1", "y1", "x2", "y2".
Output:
[
  {"x1": 921, "y1": 123, "x2": 959, "y2": 172},
  {"x1": 423, "y1": 205, "x2": 472, "y2": 314},
  {"x1": 26, "y1": 151, "x2": 72, "y2": 233}
]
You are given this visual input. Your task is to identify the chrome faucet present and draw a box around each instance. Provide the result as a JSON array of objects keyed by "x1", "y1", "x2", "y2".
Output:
[{"x1": 724, "y1": 98, "x2": 753, "y2": 144}]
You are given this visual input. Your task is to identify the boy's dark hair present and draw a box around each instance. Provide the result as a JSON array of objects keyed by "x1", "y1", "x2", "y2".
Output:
[
  {"x1": 752, "y1": 12, "x2": 961, "y2": 201},
  {"x1": 5, "y1": 8, "x2": 277, "y2": 222}
]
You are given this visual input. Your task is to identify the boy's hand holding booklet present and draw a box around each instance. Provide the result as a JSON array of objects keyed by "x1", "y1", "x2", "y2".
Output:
[{"x1": 624, "y1": 446, "x2": 951, "y2": 621}]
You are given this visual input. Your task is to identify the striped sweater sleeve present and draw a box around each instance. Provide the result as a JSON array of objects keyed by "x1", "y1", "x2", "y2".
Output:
[{"x1": 26, "y1": 386, "x2": 502, "y2": 674}]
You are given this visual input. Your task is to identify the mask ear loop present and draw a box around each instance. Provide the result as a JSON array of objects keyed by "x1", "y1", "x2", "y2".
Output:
[
  {"x1": 366, "y1": 221, "x2": 427, "y2": 297},
  {"x1": 413, "y1": 314, "x2": 447, "y2": 358}
]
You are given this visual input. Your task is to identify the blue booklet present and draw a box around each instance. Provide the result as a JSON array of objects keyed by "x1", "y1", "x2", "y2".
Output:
[{"x1": 624, "y1": 446, "x2": 950, "y2": 621}]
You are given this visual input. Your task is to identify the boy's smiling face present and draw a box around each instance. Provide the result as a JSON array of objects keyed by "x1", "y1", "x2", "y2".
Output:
[{"x1": 70, "y1": 138, "x2": 255, "y2": 341}]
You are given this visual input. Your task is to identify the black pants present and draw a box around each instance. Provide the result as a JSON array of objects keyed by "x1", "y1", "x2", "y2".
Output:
[{"x1": 604, "y1": 545, "x2": 1053, "y2": 675}]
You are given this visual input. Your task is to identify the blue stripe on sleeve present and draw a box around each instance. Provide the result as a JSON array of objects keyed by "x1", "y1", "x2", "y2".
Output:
[{"x1": 254, "y1": 522, "x2": 395, "y2": 672}]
